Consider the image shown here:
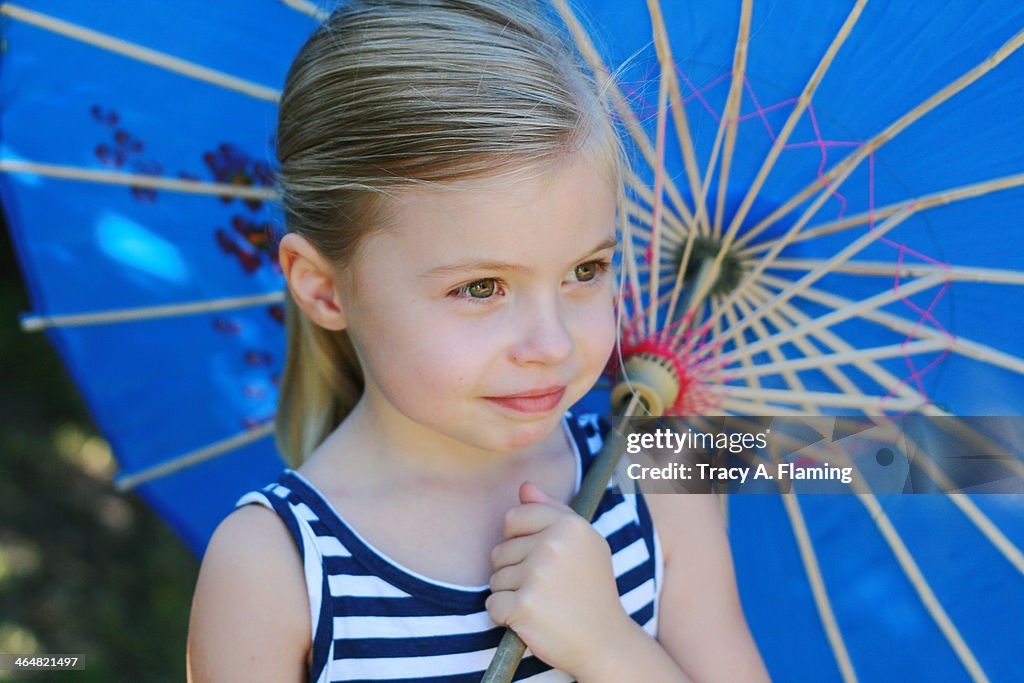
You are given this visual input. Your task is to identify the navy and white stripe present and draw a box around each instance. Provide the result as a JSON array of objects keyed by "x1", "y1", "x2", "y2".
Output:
[{"x1": 237, "y1": 412, "x2": 663, "y2": 682}]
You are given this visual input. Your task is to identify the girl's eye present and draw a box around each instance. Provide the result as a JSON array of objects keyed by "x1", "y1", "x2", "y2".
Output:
[
  {"x1": 569, "y1": 259, "x2": 611, "y2": 284},
  {"x1": 574, "y1": 262, "x2": 599, "y2": 282},
  {"x1": 453, "y1": 279, "x2": 499, "y2": 299}
]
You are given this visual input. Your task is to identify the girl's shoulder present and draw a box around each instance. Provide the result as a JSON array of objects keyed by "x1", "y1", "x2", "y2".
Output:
[{"x1": 187, "y1": 503, "x2": 311, "y2": 681}]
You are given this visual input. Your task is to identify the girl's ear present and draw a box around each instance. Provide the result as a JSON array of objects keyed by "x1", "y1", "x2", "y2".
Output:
[{"x1": 278, "y1": 233, "x2": 347, "y2": 330}]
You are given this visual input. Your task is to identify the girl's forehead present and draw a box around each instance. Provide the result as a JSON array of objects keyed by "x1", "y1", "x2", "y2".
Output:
[{"x1": 373, "y1": 155, "x2": 618, "y2": 267}]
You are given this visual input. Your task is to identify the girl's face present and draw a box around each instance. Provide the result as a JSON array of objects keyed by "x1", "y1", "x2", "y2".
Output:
[{"x1": 340, "y1": 153, "x2": 618, "y2": 453}]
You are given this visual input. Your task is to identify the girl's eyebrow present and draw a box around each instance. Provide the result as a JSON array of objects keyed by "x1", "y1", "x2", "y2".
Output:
[{"x1": 420, "y1": 235, "x2": 618, "y2": 278}]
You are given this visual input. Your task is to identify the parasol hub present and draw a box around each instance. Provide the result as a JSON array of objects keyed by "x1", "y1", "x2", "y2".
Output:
[
  {"x1": 610, "y1": 352, "x2": 681, "y2": 416},
  {"x1": 676, "y1": 235, "x2": 746, "y2": 299}
]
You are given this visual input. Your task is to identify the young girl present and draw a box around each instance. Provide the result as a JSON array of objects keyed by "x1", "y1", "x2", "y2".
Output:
[{"x1": 187, "y1": 1, "x2": 769, "y2": 681}]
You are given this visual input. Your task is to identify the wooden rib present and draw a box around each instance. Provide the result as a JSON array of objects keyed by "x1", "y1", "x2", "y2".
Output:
[
  {"x1": 718, "y1": 274, "x2": 948, "y2": 365},
  {"x1": 854, "y1": 493, "x2": 993, "y2": 683},
  {"x1": 646, "y1": 55, "x2": 674, "y2": 334},
  {"x1": 773, "y1": 423, "x2": 998, "y2": 683},
  {"x1": 626, "y1": 196, "x2": 688, "y2": 245},
  {"x1": 628, "y1": 170, "x2": 692, "y2": 235},
  {"x1": 0, "y1": 160, "x2": 280, "y2": 200},
  {"x1": 115, "y1": 423, "x2": 275, "y2": 491},
  {"x1": 736, "y1": 286, "x2": 878, "y2": 398},
  {"x1": 893, "y1": 423, "x2": 1024, "y2": 572},
  {"x1": 940, "y1": 418, "x2": 1024, "y2": 482},
  {"x1": 744, "y1": 281, "x2": 948, "y2": 415},
  {"x1": 768, "y1": 260, "x2": 1024, "y2": 285},
  {"x1": 1, "y1": 4, "x2": 281, "y2": 102},
  {"x1": 768, "y1": 446, "x2": 860, "y2": 682},
  {"x1": 718, "y1": 207, "x2": 915, "y2": 344},
  {"x1": 720, "y1": 386, "x2": 926, "y2": 412},
  {"x1": 550, "y1": 0, "x2": 697, "y2": 231},
  {"x1": 731, "y1": 293, "x2": 821, "y2": 413},
  {"x1": 660, "y1": 225, "x2": 698, "y2": 332},
  {"x1": 724, "y1": 0, "x2": 868, "y2": 249},
  {"x1": 720, "y1": 339, "x2": 864, "y2": 679},
  {"x1": 700, "y1": 168, "x2": 917, "y2": 343},
  {"x1": 620, "y1": 217, "x2": 647, "y2": 339},
  {"x1": 947, "y1": 495, "x2": 1024, "y2": 574},
  {"x1": 734, "y1": 24, "x2": 1024, "y2": 250},
  {"x1": 721, "y1": 298, "x2": 761, "y2": 392},
  {"x1": 758, "y1": 272, "x2": 1024, "y2": 376},
  {"x1": 20, "y1": 291, "x2": 285, "y2": 332},
  {"x1": 901, "y1": 450, "x2": 1024, "y2": 573},
  {"x1": 279, "y1": 0, "x2": 328, "y2": 21},
  {"x1": 741, "y1": 173, "x2": 1024, "y2": 257},
  {"x1": 711, "y1": 0, "x2": 753, "y2": 238},
  {"x1": 710, "y1": 294, "x2": 724, "y2": 343},
  {"x1": 717, "y1": 397, "x2": 811, "y2": 417},
  {"x1": 734, "y1": 413, "x2": 1024, "y2": 597},
  {"x1": 727, "y1": 338, "x2": 950, "y2": 379},
  {"x1": 646, "y1": 0, "x2": 709, "y2": 237}
]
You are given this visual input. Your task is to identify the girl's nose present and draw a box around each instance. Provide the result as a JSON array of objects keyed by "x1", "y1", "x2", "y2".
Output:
[{"x1": 509, "y1": 299, "x2": 575, "y2": 366}]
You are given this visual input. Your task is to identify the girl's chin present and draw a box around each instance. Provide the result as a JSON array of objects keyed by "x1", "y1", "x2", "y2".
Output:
[{"x1": 492, "y1": 413, "x2": 568, "y2": 452}]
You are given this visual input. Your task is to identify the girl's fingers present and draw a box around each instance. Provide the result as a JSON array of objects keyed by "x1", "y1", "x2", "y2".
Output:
[
  {"x1": 503, "y1": 502, "x2": 565, "y2": 539},
  {"x1": 487, "y1": 561, "x2": 525, "y2": 593},
  {"x1": 491, "y1": 535, "x2": 534, "y2": 570},
  {"x1": 484, "y1": 590, "x2": 515, "y2": 627}
]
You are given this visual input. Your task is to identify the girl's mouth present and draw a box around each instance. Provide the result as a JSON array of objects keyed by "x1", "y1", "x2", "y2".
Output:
[{"x1": 483, "y1": 385, "x2": 567, "y2": 414}]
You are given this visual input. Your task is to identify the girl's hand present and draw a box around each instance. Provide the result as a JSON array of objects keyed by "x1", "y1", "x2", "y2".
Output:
[{"x1": 486, "y1": 481, "x2": 635, "y2": 676}]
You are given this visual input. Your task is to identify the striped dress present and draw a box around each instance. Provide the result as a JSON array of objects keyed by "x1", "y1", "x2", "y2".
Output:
[{"x1": 236, "y1": 412, "x2": 663, "y2": 683}]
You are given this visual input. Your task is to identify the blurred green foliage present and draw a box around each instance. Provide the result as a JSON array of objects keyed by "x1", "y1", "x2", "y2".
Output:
[{"x1": 0, "y1": 220, "x2": 198, "y2": 682}]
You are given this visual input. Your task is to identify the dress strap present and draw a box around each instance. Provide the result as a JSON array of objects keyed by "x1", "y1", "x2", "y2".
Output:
[{"x1": 236, "y1": 483, "x2": 335, "y2": 683}]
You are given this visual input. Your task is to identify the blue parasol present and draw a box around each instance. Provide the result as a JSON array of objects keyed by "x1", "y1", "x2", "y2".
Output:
[{"x1": 2, "y1": 1, "x2": 1023, "y2": 681}]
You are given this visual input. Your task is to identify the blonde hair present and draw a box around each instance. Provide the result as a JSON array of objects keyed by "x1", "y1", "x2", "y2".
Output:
[{"x1": 275, "y1": 0, "x2": 624, "y2": 465}]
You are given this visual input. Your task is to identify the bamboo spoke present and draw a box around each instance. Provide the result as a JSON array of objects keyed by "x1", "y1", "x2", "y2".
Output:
[
  {"x1": 626, "y1": 195, "x2": 689, "y2": 245},
  {"x1": 853, "y1": 493, "x2": 992, "y2": 683},
  {"x1": 767, "y1": 447, "x2": 859, "y2": 682},
  {"x1": 768, "y1": 260, "x2": 1024, "y2": 285},
  {"x1": 757, "y1": 272, "x2": 1024, "y2": 376},
  {"x1": 734, "y1": 24, "x2": 1024, "y2": 250},
  {"x1": 551, "y1": 0, "x2": 697, "y2": 230},
  {"x1": 646, "y1": 54, "x2": 674, "y2": 334},
  {"x1": 20, "y1": 291, "x2": 285, "y2": 332},
  {"x1": 115, "y1": 423, "x2": 275, "y2": 491},
  {"x1": 737, "y1": 287, "x2": 870, "y2": 398},
  {"x1": 719, "y1": 386, "x2": 926, "y2": 412},
  {"x1": 712, "y1": 0, "x2": 753, "y2": 238},
  {"x1": 0, "y1": 4, "x2": 281, "y2": 102},
  {"x1": 647, "y1": 0, "x2": 707, "y2": 233},
  {"x1": 940, "y1": 418, "x2": 1024, "y2": 482},
  {"x1": 741, "y1": 173, "x2": 1024, "y2": 257},
  {"x1": 722, "y1": 297, "x2": 760, "y2": 392},
  {"x1": 744, "y1": 281, "x2": 947, "y2": 415},
  {"x1": 279, "y1": 0, "x2": 327, "y2": 21},
  {"x1": 717, "y1": 397, "x2": 811, "y2": 417},
  {"x1": 731, "y1": 293, "x2": 821, "y2": 413},
  {"x1": 719, "y1": 207, "x2": 916, "y2": 347},
  {"x1": 727, "y1": 338, "x2": 950, "y2": 380},
  {"x1": 0, "y1": 160, "x2": 280, "y2": 200},
  {"x1": 620, "y1": 220, "x2": 647, "y2": 339},
  {"x1": 724, "y1": 0, "x2": 869, "y2": 251},
  {"x1": 717, "y1": 274, "x2": 948, "y2": 365}
]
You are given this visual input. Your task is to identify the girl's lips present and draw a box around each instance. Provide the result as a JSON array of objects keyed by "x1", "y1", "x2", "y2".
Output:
[{"x1": 484, "y1": 386, "x2": 567, "y2": 414}]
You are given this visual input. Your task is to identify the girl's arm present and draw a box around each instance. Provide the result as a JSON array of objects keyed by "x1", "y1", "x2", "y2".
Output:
[
  {"x1": 186, "y1": 506, "x2": 311, "y2": 683},
  {"x1": 641, "y1": 492, "x2": 771, "y2": 682}
]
